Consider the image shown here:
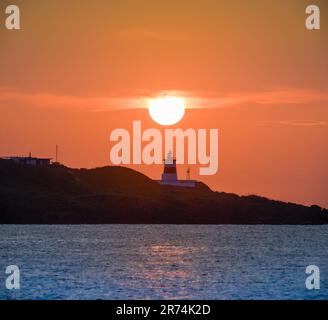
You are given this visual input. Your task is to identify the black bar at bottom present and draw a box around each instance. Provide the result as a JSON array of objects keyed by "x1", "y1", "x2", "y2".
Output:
[{"x1": 0, "y1": 300, "x2": 327, "y2": 318}]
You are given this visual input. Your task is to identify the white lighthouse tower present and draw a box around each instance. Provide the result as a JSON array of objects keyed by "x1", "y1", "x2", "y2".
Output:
[
  {"x1": 161, "y1": 151, "x2": 178, "y2": 182},
  {"x1": 158, "y1": 151, "x2": 195, "y2": 187}
]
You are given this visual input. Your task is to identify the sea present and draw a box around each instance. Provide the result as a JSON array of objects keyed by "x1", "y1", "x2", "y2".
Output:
[{"x1": 0, "y1": 225, "x2": 327, "y2": 300}]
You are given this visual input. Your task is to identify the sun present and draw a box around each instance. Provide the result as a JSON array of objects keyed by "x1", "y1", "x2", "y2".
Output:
[{"x1": 148, "y1": 96, "x2": 185, "y2": 126}]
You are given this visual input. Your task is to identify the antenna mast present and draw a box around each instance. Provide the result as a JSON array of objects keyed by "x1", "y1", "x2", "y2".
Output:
[{"x1": 186, "y1": 166, "x2": 190, "y2": 180}]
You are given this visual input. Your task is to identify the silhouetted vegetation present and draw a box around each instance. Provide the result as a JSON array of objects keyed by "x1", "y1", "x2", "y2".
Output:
[{"x1": 0, "y1": 159, "x2": 327, "y2": 224}]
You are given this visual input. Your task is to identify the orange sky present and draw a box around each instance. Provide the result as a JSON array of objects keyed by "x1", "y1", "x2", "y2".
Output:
[{"x1": 0, "y1": 0, "x2": 327, "y2": 207}]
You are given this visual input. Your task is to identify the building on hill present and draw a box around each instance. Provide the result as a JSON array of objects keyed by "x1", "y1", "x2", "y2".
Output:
[
  {"x1": 158, "y1": 151, "x2": 196, "y2": 187},
  {"x1": 1, "y1": 153, "x2": 51, "y2": 166}
]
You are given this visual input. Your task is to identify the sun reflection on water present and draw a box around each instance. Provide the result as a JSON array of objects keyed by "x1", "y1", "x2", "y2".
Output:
[{"x1": 117, "y1": 244, "x2": 209, "y2": 299}]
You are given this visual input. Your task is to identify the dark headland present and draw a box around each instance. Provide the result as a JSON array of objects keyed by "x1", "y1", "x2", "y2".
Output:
[{"x1": 0, "y1": 159, "x2": 327, "y2": 224}]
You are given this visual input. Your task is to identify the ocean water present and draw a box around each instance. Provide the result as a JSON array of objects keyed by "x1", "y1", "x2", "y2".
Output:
[{"x1": 0, "y1": 225, "x2": 327, "y2": 300}]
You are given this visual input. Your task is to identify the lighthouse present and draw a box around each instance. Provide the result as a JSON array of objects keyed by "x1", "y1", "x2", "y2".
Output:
[
  {"x1": 158, "y1": 151, "x2": 196, "y2": 187},
  {"x1": 161, "y1": 151, "x2": 178, "y2": 182}
]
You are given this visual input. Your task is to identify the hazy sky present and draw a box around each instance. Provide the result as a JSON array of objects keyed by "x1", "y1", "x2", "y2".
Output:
[{"x1": 0, "y1": 0, "x2": 327, "y2": 207}]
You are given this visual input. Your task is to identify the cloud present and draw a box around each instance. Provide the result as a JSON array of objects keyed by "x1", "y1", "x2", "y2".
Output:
[
  {"x1": 0, "y1": 87, "x2": 148, "y2": 112},
  {"x1": 1, "y1": 86, "x2": 328, "y2": 112},
  {"x1": 265, "y1": 120, "x2": 327, "y2": 127},
  {"x1": 187, "y1": 87, "x2": 328, "y2": 108},
  {"x1": 246, "y1": 88, "x2": 328, "y2": 105}
]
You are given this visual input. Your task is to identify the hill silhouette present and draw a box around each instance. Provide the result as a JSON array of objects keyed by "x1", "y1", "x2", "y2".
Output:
[{"x1": 0, "y1": 159, "x2": 327, "y2": 224}]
